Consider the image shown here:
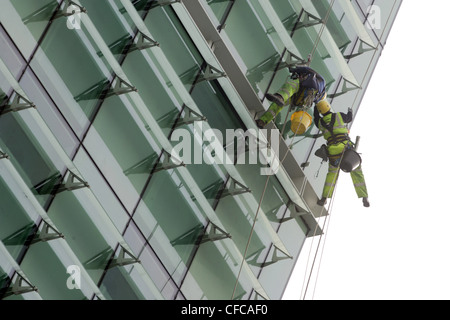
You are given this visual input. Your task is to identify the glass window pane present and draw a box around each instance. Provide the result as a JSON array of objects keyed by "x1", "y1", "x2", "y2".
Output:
[
  {"x1": 79, "y1": 0, "x2": 133, "y2": 63},
  {"x1": 88, "y1": 95, "x2": 157, "y2": 200},
  {"x1": 202, "y1": 0, "x2": 231, "y2": 23},
  {"x1": 100, "y1": 266, "x2": 144, "y2": 300},
  {"x1": 20, "y1": 242, "x2": 88, "y2": 300},
  {"x1": 0, "y1": 269, "x2": 11, "y2": 295},
  {"x1": 313, "y1": 0, "x2": 352, "y2": 51},
  {"x1": 186, "y1": 162, "x2": 226, "y2": 207},
  {"x1": 258, "y1": 209, "x2": 308, "y2": 299},
  {"x1": 121, "y1": 51, "x2": 182, "y2": 138},
  {"x1": 200, "y1": 0, "x2": 283, "y2": 98},
  {"x1": 191, "y1": 80, "x2": 243, "y2": 136},
  {"x1": 124, "y1": 222, "x2": 178, "y2": 299},
  {"x1": 0, "y1": 176, "x2": 36, "y2": 260},
  {"x1": 269, "y1": 0, "x2": 301, "y2": 29},
  {"x1": 46, "y1": 191, "x2": 113, "y2": 284},
  {"x1": 214, "y1": 195, "x2": 270, "y2": 275},
  {"x1": 235, "y1": 162, "x2": 290, "y2": 219},
  {"x1": 0, "y1": 25, "x2": 26, "y2": 79},
  {"x1": 371, "y1": 0, "x2": 402, "y2": 44},
  {"x1": 180, "y1": 241, "x2": 254, "y2": 300},
  {"x1": 0, "y1": 113, "x2": 61, "y2": 207},
  {"x1": 144, "y1": 6, "x2": 203, "y2": 91},
  {"x1": 19, "y1": 69, "x2": 79, "y2": 157},
  {"x1": 30, "y1": 17, "x2": 115, "y2": 137},
  {"x1": 133, "y1": 169, "x2": 207, "y2": 284},
  {"x1": 73, "y1": 147, "x2": 130, "y2": 234},
  {"x1": 9, "y1": 0, "x2": 58, "y2": 43}
]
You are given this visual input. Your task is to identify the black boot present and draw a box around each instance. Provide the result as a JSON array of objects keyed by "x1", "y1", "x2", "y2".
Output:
[
  {"x1": 317, "y1": 197, "x2": 327, "y2": 206},
  {"x1": 265, "y1": 93, "x2": 284, "y2": 107},
  {"x1": 363, "y1": 197, "x2": 370, "y2": 207},
  {"x1": 256, "y1": 119, "x2": 266, "y2": 129}
]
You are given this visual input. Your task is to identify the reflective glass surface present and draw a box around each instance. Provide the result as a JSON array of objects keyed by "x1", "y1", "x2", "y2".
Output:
[{"x1": 0, "y1": 0, "x2": 401, "y2": 300}]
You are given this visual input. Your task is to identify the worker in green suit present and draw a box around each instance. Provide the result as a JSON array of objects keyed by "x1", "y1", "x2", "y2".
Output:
[
  {"x1": 256, "y1": 66, "x2": 327, "y2": 129},
  {"x1": 314, "y1": 100, "x2": 369, "y2": 208}
]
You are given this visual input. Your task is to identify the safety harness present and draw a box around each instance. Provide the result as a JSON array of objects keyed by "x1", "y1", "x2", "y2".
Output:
[
  {"x1": 317, "y1": 113, "x2": 354, "y2": 167},
  {"x1": 320, "y1": 113, "x2": 349, "y2": 145}
]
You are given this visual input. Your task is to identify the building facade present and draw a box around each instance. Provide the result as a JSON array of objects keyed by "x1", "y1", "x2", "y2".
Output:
[{"x1": 0, "y1": 0, "x2": 401, "y2": 300}]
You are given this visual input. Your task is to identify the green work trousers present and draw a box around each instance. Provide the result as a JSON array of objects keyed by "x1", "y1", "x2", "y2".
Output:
[
  {"x1": 322, "y1": 141, "x2": 368, "y2": 199},
  {"x1": 322, "y1": 163, "x2": 368, "y2": 199},
  {"x1": 259, "y1": 78, "x2": 301, "y2": 124}
]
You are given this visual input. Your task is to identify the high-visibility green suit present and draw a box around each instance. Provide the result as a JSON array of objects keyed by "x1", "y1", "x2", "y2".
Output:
[
  {"x1": 314, "y1": 108, "x2": 368, "y2": 201},
  {"x1": 258, "y1": 67, "x2": 327, "y2": 125}
]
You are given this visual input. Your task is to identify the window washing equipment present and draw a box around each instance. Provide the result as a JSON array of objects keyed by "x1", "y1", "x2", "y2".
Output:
[
  {"x1": 340, "y1": 136, "x2": 361, "y2": 173},
  {"x1": 340, "y1": 148, "x2": 361, "y2": 173},
  {"x1": 314, "y1": 136, "x2": 362, "y2": 173},
  {"x1": 290, "y1": 110, "x2": 312, "y2": 135}
]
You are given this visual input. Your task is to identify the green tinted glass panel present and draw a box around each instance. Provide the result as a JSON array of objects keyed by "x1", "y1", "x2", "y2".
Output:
[
  {"x1": 258, "y1": 219, "x2": 307, "y2": 299},
  {"x1": 0, "y1": 26, "x2": 26, "y2": 78},
  {"x1": 133, "y1": 169, "x2": 207, "y2": 284},
  {"x1": 289, "y1": 28, "x2": 336, "y2": 84},
  {"x1": 0, "y1": 77, "x2": 11, "y2": 100},
  {"x1": 180, "y1": 241, "x2": 251, "y2": 300},
  {"x1": 31, "y1": 17, "x2": 113, "y2": 126},
  {"x1": 100, "y1": 265, "x2": 144, "y2": 300},
  {"x1": 313, "y1": 0, "x2": 351, "y2": 51},
  {"x1": 20, "y1": 242, "x2": 87, "y2": 300},
  {"x1": 144, "y1": 6, "x2": 203, "y2": 90},
  {"x1": 90, "y1": 95, "x2": 157, "y2": 195},
  {"x1": 19, "y1": 69, "x2": 79, "y2": 157},
  {"x1": 223, "y1": 0, "x2": 282, "y2": 98},
  {"x1": 73, "y1": 148, "x2": 130, "y2": 234},
  {"x1": 0, "y1": 114, "x2": 60, "y2": 207},
  {"x1": 10, "y1": 0, "x2": 58, "y2": 42},
  {"x1": 169, "y1": 124, "x2": 227, "y2": 206},
  {"x1": 269, "y1": 0, "x2": 301, "y2": 31},
  {"x1": 187, "y1": 163, "x2": 226, "y2": 207},
  {"x1": 121, "y1": 51, "x2": 181, "y2": 138},
  {"x1": 0, "y1": 270, "x2": 10, "y2": 293},
  {"x1": 202, "y1": 0, "x2": 231, "y2": 23},
  {"x1": 123, "y1": 221, "x2": 178, "y2": 299},
  {"x1": 81, "y1": 0, "x2": 133, "y2": 62},
  {"x1": 235, "y1": 162, "x2": 290, "y2": 222},
  {"x1": 0, "y1": 176, "x2": 36, "y2": 260},
  {"x1": 47, "y1": 191, "x2": 113, "y2": 284},
  {"x1": 214, "y1": 196, "x2": 268, "y2": 267},
  {"x1": 191, "y1": 80, "x2": 243, "y2": 136}
]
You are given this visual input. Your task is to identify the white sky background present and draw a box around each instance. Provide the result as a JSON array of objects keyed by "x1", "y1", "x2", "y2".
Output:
[{"x1": 283, "y1": 0, "x2": 450, "y2": 300}]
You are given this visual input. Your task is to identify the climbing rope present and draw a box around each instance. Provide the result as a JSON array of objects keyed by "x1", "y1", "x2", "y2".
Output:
[
  {"x1": 230, "y1": 0, "x2": 337, "y2": 300},
  {"x1": 231, "y1": 107, "x2": 292, "y2": 300},
  {"x1": 299, "y1": 2, "x2": 399, "y2": 300},
  {"x1": 300, "y1": 151, "x2": 343, "y2": 300}
]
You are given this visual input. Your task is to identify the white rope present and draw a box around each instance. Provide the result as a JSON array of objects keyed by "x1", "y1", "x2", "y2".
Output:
[
  {"x1": 311, "y1": 184, "x2": 338, "y2": 299},
  {"x1": 300, "y1": 1, "x2": 400, "y2": 300},
  {"x1": 302, "y1": 177, "x2": 339, "y2": 300},
  {"x1": 232, "y1": 0, "x2": 337, "y2": 300}
]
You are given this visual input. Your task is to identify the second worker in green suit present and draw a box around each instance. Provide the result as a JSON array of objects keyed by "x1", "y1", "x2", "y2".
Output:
[{"x1": 314, "y1": 100, "x2": 370, "y2": 208}]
